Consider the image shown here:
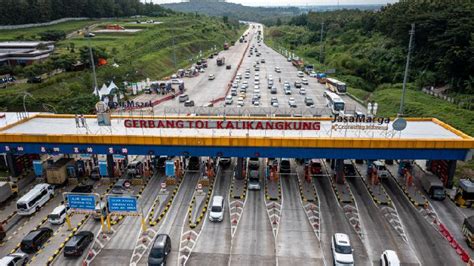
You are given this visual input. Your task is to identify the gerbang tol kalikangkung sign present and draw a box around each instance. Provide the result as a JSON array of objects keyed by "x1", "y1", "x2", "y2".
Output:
[{"x1": 124, "y1": 119, "x2": 321, "y2": 130}]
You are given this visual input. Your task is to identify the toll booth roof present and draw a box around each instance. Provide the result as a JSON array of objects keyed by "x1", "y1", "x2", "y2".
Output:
[
  {"x1": 459, "y1": 179, "x2": 474, "y2": 193},
  {"x1": 0, "y1": 115, "x2": 470, "y2": 141}
]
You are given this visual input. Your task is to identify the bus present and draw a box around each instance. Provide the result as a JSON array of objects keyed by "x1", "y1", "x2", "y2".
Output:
[
  {"x1": 326, "y1": 78, "x2": 347, "y2": 95},
  {"x1": 17, "y1": 183, "x2": 54, "y2": 216},
  {"x1": 324, "y1": 91, "x2": 345, "y2": 115}
]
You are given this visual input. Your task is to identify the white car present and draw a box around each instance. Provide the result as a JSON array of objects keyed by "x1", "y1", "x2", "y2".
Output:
[
  {"x1": 253, "y1": 101, "x2": 260, "y2": 106},
  {"x1": 254, "y1": 89, "x2": 261, "y2": 94},
  {"x1": 199, "y1": 68, "x2": 205, "y2": 73},
  {"x1": 254, "y1": 81, "x2": 260, "y2": 86},
  {"x1": 237, "y1": 100, "x2": 244, "y2": 107},
  {"x1": 332, "y1": 233, "x2": 354, "y2": 266},
  {"x1": 254, "y1": 85, "x2": 260, "y2": 90},
  {"x1": 301, "y1": 78, "x2": 308, "y2": 85},
  {"x1": 225, "y1": 96, "x2": 233, "y2": 105},
  {"x1": 255, "y1": 76, "x2": 260, "y2": 81},
  {"x1": 299, "y1": 88, "x2": 307, "y2": 95},
  {"x1": 0, "y1": 253, "x2": 29, "y2": 266},
  {"x1": 285, "y1": 88, "x2": 292, "y2": 95},
  {"x1": 171, "y1": 78, "x2": 181, "y2": 84},
  {"x1": 245, "y1": 73, "x2": 250, "y2": 79},
  {"x1": 309, "y1": 71, "x2": 318, "y2": 77},
  {"x1": 209, "y1": 196, "x2": 224, "y2": 222},
  {"x1": 297, "y1": 71, "x2": 304, "y2": 78},
  {"x1": 380, "y1": 250, "x2": 400, "y2": 266},
  {"x1": 208, "y1": 74, "x2": 215, "y2": 80},
  {"x1": 275, "y1": 67, "x2": 281, "y2": 73},
  {"x1": 288, "y1": 98, "x2": 296, "y2": 107}
]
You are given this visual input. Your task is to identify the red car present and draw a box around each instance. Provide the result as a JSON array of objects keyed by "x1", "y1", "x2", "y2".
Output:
[{"x1": 310, "y1": 159, "x2": 322, "y2": 175}]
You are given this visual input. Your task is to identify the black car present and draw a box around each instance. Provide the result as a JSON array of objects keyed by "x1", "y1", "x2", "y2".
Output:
[
  {"x1": 188, "y1": 157, "x2": 200, "y2": 171},
  {"x1": 20, "y1": 227, "x2": 53, "y2": 253},
  {"x1": 280, "y1": 159, "x2": 291, "y2": 173},
  {"x1": 226, "y1": 65, "x2": 232, "y2": 70},
  {"x1": 156, "y1": 156, "x2": 169, "y2": 170},
  {"x1": 148, "y1": 234, "x2": 171, "y2": 266},
  {"x1": 71, "y1": 185, "x2": 93, "y2": 193},
  {"x1": 184, "y1": 100, "x2": 195, "y2": 107},
  {"x1": 355, "y1": 159, "x2": 364, "y2": 164},
  {"x1": 344, "y1": 163, "x2": 357, "y2": 177},
  {"x1": 27, "y1": 76, "x2": 42, "y2": 83},
  {"x1": 64, "y1": 231, "x2": 94, "y2": 257},
  {"x1": 219, "y1": 157, "x2": 231, "y2": 168}
]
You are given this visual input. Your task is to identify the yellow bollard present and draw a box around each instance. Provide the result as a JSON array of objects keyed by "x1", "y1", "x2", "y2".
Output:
[
  {"x1": 66, "y1": 215, "x2": 72, "y2": 231},
  {"x1": 141, "y1": 215, "x2": 147, "y2": 232},
  {"x1": 106, "y1": 214, "x2": 111, "y2": 232},
  {"x1": 100, "y1": 215, "x2": 105, "y2": 231}
]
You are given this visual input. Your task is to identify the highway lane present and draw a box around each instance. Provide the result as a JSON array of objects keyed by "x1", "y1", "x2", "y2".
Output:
[
  {"x1": 383, "y1": 177, "x2": 459, "y2": 265},
  {"x1": 229, "y1": 178, "x2": 275, "y2": 266},
  {"x1": 186, "y1": 163, "x2": 233, "y2": 266},
  {"x1": 314, "y1": 175, "x2": 370, "y2": 266},
  {"x1": 277, "y1": 171, "x2": 324, "y2": 265},
  {"x1": 138, "y1": 171, "x2": 200, "y2": 265},
  {"x1": 347, "y1": 177, "x2": 420, "y2": 265}
]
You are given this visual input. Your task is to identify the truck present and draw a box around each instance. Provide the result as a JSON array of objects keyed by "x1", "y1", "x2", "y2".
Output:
[
  {"x1": 217, "y1": 57, "x2": 225, "y2": 66},
  {"x1": 419, "y1": 173, "x2": 446, "y2": 200},
  {"x1": 0, "y1": 181, "x2": 18, "y2": 204},
  {"x1": 462, "y1": 216, "x2": 474, "y2": 249},
  {"x1": 304, "y1": 64, "x2": 314, "y2": 74},
  {"x1": 45, "y1": 158, "x2": 75, "y2": 185},
  {"x1": 316, "y1": 73, "x2": 327, "y2": 84},
  {"x1": 223, "y1": 42, "x2": 229, "y2": 50},
  {"x1": 291, "y1": 57, "x2": 304, "y2": 69}
]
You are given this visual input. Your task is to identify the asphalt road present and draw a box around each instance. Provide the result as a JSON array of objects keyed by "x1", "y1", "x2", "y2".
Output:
[
  {"x1": 186, "y1": 163, "x2": 234, "y2": 266},
  {"x1": 383, "y1": 177, "x2": 459, "y2": 265}
]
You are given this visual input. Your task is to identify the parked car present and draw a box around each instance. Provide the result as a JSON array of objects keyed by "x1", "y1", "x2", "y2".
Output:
[
  {"x1": 288, "y1": 98, "x2": 297, "y2": 108},
  {"x1": 27, "y1": 76, "x2": 42, "y2": 83},
  {"x1": 297, "y1": 71, "x2": 304, "y2": 78},
  {"x1": 208, "y1": 74, "x2": 215, "y2": 80},
  {"x1": 20, "y1": 227, "x2": 53, "y2": 253},
  {"x1": 301, "y1": 78, "x2": 309, "y2": 85},
  {"x1": 64, "y1": 231, "x2": 94, "y2": 257},
  {"x1": 0, "y1": 253, "x2": 29, "y2": 266},
  {"x1": 380, "y1": 250, "x2": 400, "y2": 266},
  {"x1": 184, "y1": 100, "x2": 195, "y2": 107},
  {"x1": 226, "y1": 65, "x2": 232, "y2": 70},
  {"x1": 178, "y1": 94, "x2": 189, "y2": 102},
  {"x1": 148, "y1": 234, "x2": 171, "y2": 266},
  {"x1": 332, "y1": 233, "x2": 354, "y2": 266},
  {"x1": 344, "y1": 161, "x2": 357, "y2": 177}
]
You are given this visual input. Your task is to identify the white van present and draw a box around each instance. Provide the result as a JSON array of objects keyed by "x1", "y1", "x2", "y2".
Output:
[
  {"x1": 48, "y1": 205, "x2": 68, "y2": 225},
  {"x1": 17, "y1": 183, "x2": 54, "y2": 216},
  {"x1": 373, "y1": 161, "x2": 388, "y2": 178},
  {"x1": 209, "y1": 196, "x2": 224, "y2": 222}
]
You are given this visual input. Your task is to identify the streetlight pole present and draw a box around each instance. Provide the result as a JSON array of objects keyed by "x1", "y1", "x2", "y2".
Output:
[
  {"x1": 22, "y1": 92, "x2": 33, "y2": 118},
  {"x1": 399, "y1": 24, "x2": 415, "y2": 117},
  {"x1": 319, "y1": 22, "x2": 324, "y2": 64},
  {"x1": 87, "y1": 33, "x2": 98, "y2": 93}
]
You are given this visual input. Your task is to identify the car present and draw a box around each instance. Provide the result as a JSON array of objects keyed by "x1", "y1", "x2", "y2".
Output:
[
  {"x1": 254, "y1": 85, "x2": 260, "y2": 90},
  {"x1": 332, "y1": 233, "x2": 354, "y2": 266},
  {"x1": 232, "y1": 83, "x2": 238, "y2": 89},
  {"x1": 285, "y1": 88, "x2": 292, "y2": 95},
  {"x1": 275, "y1": 67, "x2": 281, "y2": 73},
  {"x1": 297, "y1": 71, "x2": 304, "y2": 78},
  {"x1": 254, "y1": 81, "x2": 260, "y2": 85},
  {"x1": 226, "y1": 65, "x2": 232, "y2": 70},
  {"x1": 272, "y1": 101, "x2": 279, "y2": 107},
  {"x1": 184, "y1": 100, "x2": 195, "y2": 107},
  {"x1": 225, "y1": 96, "x2": 233, "y2": 105},
  {"x1": 209, "y1": 196, "x2": 225, "y2": 222},
  {"x1": 199, "y1": 68, "x2": 205, "y2": 73},
  {"x1": 248, "y1": 170, "x2": 261, "y2": 190},
  {"x1": 171, "y1": 79, "x2": 180, "y2": 84},
  {"x1": 309, "y1": 159, "x2": 322, "y2": 175},
  {"x1": 267, "y1": 83, "x2": 273, "y2": 89},
  {"x1": 27, "y1": 76, "x2": 42, "y2": 83},
  {"x1": 284, "y1": 81, "x2": 290, "y2": 87},
  {"x1": 271, "y1": 87, "x2": 277, "y2": 94},
  {"x1": 204, "y1": 102, "x2": 213, "y2": 107},
  {"x1": 254, "y1": 76, "x2": 260, "y2": 81},
  {"x1": 253, "y1": 89, "x2": 261, "y2": 94},
  {"x1": 178, "y1": 94, "x2": 189, "y2": 102},
  {"x1": 287, "y1": 57, "x2": 292, "y2": 62},
  {"x1": 280, "y1": 158, "x2": 291, "y2": 173},
  {"x1": 231, "y1": 89, "x2": 237, "y2": 96},
  {"x1": 64, "y1": 231, "x2": 94, "y2": 257},
  {"x1": 148, "y1": 234, "x2": 171, "y2": 266},
  {"x1": 239, "y1": 93, "x2": 246, "y2": 99},
  {"x1": 20, "y1": 227, "x2": 53, "y2": 253},
  {"x1": 294, "y1": 81, "x2": 302, "y2": 88},
  {"x1": 271, "y1": 97, "x2": 278, "y2": 105},
  {"x1": 299, "y1": 88, "x2": 307, "y2": 95},
  {"x1": 309, "y1": 71, "x2": 318, "y2": 77},
  {"x1": 237, "y1": 99, "x2": 244, "y2": 107},
  {"x1": 219, "y1": 157, "x2": 231, "y2": 167},
  {"x1": 84, "y1": 32, "x2": 95, "y2": 38},
  {"x1": 208, "y1": 54, "x2": 214, "y2": 59},
  {"x1": 288, "y1": 98, "x2": 297, "y2": 108},
  {"x1": 301, "y1": 78, "x2": 309, "y2": 85},
  {"x1": 253, "y1": 101, "x2": 260, "y2": 106},
  {"x1": 245, "y1": 73, "x2": 250, "y2": 79},
  {"x1": 111, "y1": 179, "x2": 130, "y2": 194},
  {"x1": 254, "y1": 66, "x2": 260, "y2": 71},
  {"x1": 256, "y1": 53, "x2": 260, "y2": 57},
  {"x1": 0, "y1": 253, "x2": 29, "y2": 266},
  {"x1": 155, "y1": 156, "x2": 169, "y2": 170},
  {"x1": 380, "y1": 250, "x2": 400, "y2": 266},
  {"x1": 71, "y1": 185, "x2": 93, "y2": 193},
  {"x1": 344, "y1": 161, "x2": 357, "y2": 176},
  {"x1": 261, "y1": 59, "x2": 265, "y2": 63},
  {"x1": 240, "y1": 85, "x2": 247, "y2": 92}
]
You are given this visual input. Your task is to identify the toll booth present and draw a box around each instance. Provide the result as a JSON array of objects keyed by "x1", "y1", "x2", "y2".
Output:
[{"x1": 426, "y1": 160, "x2": 457, "y2": 188}]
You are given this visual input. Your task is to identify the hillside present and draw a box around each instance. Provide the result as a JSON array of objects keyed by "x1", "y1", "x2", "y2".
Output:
[{"x1": 162, "y1": 2, "x2": 300, "y2": 23}]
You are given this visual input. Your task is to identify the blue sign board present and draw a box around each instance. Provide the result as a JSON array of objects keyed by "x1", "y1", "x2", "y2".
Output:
[
  {"x1": 165, "y1": 160, "x2": 175, "y2": 177},
  {"x1": 67, "y1": 194, "x2": 96, "y2": 210},
  {"x1": 33, "y1": 160, "x2": 43, "y2": 177},
  {"x1": 99, "y1": 160, "x2": 108, "y2": 176},
  {"x1": 108, "y1": 196, "x2": 138, "y2": 213}
]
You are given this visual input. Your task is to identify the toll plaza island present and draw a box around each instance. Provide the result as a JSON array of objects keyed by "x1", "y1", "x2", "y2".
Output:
[{"x1": 0, "y1": 112, "x2": 473, "y2": 266}]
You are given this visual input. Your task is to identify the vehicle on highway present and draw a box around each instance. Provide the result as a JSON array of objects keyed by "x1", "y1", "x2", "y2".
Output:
[
  {"x1": 184, "y1": 100, "x2": 195, "y2": 107},
  {"x1": 254, "y1": 81, "x2": 260, "y2": 86},
  {"x1": 326, "y1": 78, "x2": 347, "y2": 95},
  {"x1": 299, "y1": 88, "x2": 307, "y2": 95},
  {"x1": 64, "y1": 231, "x2": 94, "y2": 257},
  {"x1": 280, "y1": 158, "x2": 291, "y2": 173},
  {"x1": 288, "y1": 98, "x2": 297, "y2": 108},
  {"x1": 267, "y1": 83, "x2": 273, "y2": 89},
  {"x1": 226, "y1": 65, "x2": 232, "y2": 70},
  {"x1": 0, "y1": 252, "x2": 29, "y2": 266},
  {"x1": 271, "y1": 87, "x2": 277, "y2": 94},
  {"x1": 310, "y1": 159, "x2": 322, "y2": 175},
  {"x1": 245, "y1": 73, "x2": 250, "y2": 79},
  {"x1": 304, "y1": 97, "x2": 314, "y2": 106},
  {"x1": 239, "y1": 93, "x2": 246, "y2": 99},
  {"x1": 48, "y1": 204, "x2": 68, "y2": 225},
  {"x1": 127, "y1": 159, "x2": 144, "y2": 177},
  {"x1": 285, "y1": 87, "x2": 292, "y2": 95},
  {"x1": 294, "y1": 81, "x2": 302, "y2": 88},
  {"x1": 254, "y1": 66, "x2": 260, "y2": 71},
  {"x1": 372, "y1": 161, "x2": 388, "y2": 178},
  {"x1": 208, "y1": 74, "x2": 215, "y2": 80},
  {"x1": 255, "y1": 76, "x2": 260, "y2": 81},
  {"x1": 309, "y1": 71, "x2": 318, "y2": 78},
  {"x1": 332, "y1": 233, "x2": 354, "y2": 266},
  {"x1": 344, "y1": 161, "x2": 357, "y2": 176},
  {"x1": 225, "y1": 95, "x2": 233, "y2": 105},
  {"x1": 219, "y1": 157, "x2": 231, "y2": 167},
  {"x1": 0, "y1": 181, "x2": 18, "y2": 204},
  {"x1": 71, "y1": 184, "x2": 93, "y2": 193},
  {"x1": 236, "y1": 73, "x2": 242, "y2": 79},
  {"x1": 324, "y1": 91, "x2": 345, "y2": 115},
  {"x1": 301, "y1": 78, "x2": 309, "y2": 85},
  {"x1": 178, "y1": 94, "x2": 189, "y2": 102},
  {"x1": 17, "y1": 183, "x2": 54, "y2": 216},
  {"x1": 297, "y1": 71, "x2": 304, "y2": 78},
  {"x1": 253, "y1": 100, "x2": 260, "y2": 106},
  {"x1": 271, "y1": 97, "x2": 278, "y2": 107},
  {"x1": 111, "y1": 179, "x2": 130, "y2": 194},
  {"x1": 254, "y1": 89, "x2": 261, "y2": 94},
  {"x1": 420, "y1": 173, "x2": 446, "y2": 200},
  {"x1": 93, "y1": 201, "x2": 107, "y2": 220},
  {"x1": 188, "y1": 157, "x2": 200, "y2": 171},
  {"x1": 20, "y1": 227, "x2": 53, "y2": 253},
  {"x1": 237, "y1": 99, "x2": 244, "y2": 107},
  {"x1": 283, "y1": 81, "x2": 290, "y2": 87},
  {"x1": 240, "y1": 85, "x2": 247, "y2": 93},
  {"x1": 380, "y1": 250, "x2": 400, "y2": 266},
  {"x1": 231, "y1": 89, "x2": 237, "y2": 96},
  {"x1": 248, "y1": 158, "x2": 260, "y2": 170},
  {"x1": 462, "y1": 215, "x2": 474, "y2": 248},
  {"x1": 209, "y1": 196, "x2": 225, "y2": 222},
  {"x1": 171, "y1": 79, "x2": 181, "y2": 84},
  {"x1": 27, "y1": 76, "x2": 42, "y2": 83},
  {"x1": 248, "y1": 170, "x2": 261, "y2": 190},
  {"x1": 148, "y1": 234, "x2": 171, "y2": 266},
  {"x1": 275, "y1": 67, "x2": 281, "y2": 73}
]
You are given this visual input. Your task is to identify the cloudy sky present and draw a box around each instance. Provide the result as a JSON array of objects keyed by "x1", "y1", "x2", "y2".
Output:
[{"x1": 145, "y1": 0, "x2": 398, "y2": 7}]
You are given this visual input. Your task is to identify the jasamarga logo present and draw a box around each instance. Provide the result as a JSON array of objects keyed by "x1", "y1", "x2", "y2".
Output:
[{"x1": 331, "y1": 114, "x2": 390, "y2": 131}]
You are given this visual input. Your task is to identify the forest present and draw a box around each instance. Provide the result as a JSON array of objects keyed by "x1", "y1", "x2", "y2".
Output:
[{"x1": 0, "y1": 0, "x2": 171, "y2": 25}]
